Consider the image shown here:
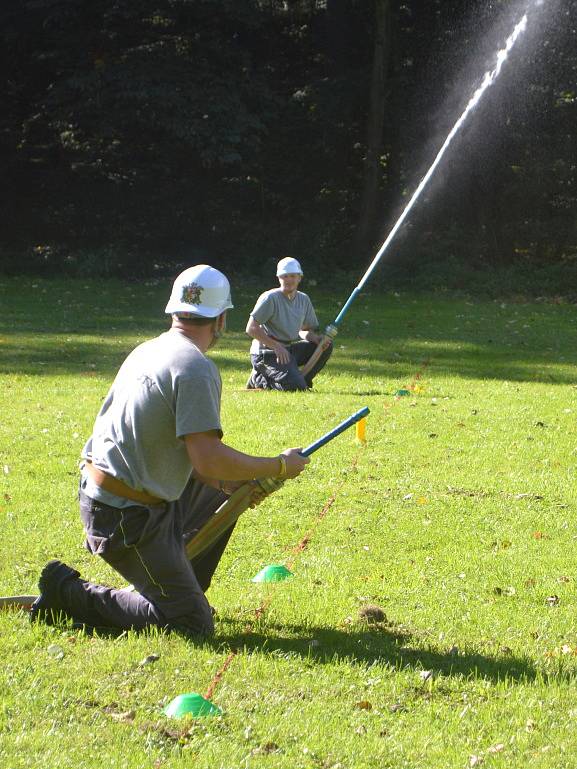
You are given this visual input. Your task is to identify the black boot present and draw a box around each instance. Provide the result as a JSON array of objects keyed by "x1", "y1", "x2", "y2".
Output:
[
  {"x1": 30, "y1": 560, "x2": 81, "y2": 625},
  {"x1": 31, "y1": 560, "x2": 128, "y2": 635}
]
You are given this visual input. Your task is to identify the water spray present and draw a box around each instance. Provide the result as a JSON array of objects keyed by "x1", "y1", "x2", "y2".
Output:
[{"x1": 301, "y1": 6, "x2": 534, "y2": 376}]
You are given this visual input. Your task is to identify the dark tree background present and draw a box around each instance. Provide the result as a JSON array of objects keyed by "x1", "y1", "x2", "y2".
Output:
[{"x1": 0, "y1": 0, "x2": 575, "y2": 284}]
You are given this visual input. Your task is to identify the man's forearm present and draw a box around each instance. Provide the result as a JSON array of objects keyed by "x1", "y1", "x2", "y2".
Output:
[
  {"x1": 202, "y1": 444, "x2": 282, "y2": 480},
  {"x1": 246, "y1": 318, "x2": 280, "y2": 348},
  {"x1": 249, "y1": 328, "x2": 277, "y2": 348},
  {"x1": 253, "y1": 329, "x2": 278, "y2": 348},
  {"x1": 246, "y1": 318, "x2": 291, "y2": 363},
  {"x1": 188, "y1": 436, "x2": 282, "y2": 481}
]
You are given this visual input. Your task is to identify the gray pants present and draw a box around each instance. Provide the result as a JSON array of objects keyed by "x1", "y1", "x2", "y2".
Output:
[
  {"x1": 250, "y1": 340, "x2": 333, "y2": 391},
  {"x1": 69, "y1": 477, "x2": 231, "y2": 636}
]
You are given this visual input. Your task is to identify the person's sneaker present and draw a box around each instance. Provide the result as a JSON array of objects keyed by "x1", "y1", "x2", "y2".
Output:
[
  {"x1": 30, "y1": 560, "x2": 81, "y2": 625},
  {"x1": 247, "y1": 371, "x2": 265, "y2": 389},
  {"x1": 247, "y1": 370, "x2": 267, "y2": 390}
]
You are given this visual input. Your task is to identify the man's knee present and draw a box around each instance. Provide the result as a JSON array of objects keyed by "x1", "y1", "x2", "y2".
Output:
[
  {"x1": 276, "y1": 363, "x2": 308, "y2": 391},
  {"x1": 168, "y1": 603, "x2": 215, "y2": 637},
  {"x1": 253, "y1": 354, "x2": 308, "y2": 391}
]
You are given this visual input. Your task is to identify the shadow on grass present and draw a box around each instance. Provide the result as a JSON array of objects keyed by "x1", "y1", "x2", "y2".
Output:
[
  {"x1": 1, "y1": 278, "x2": 575, "y2": 383},
  {"x1": 0, "y1": 334, "x2": 247, "y2": 378},
  {"x1": 2, "y1": 333, "x2": 574, "y2": 386},
  {"x1": 26, "y1": 614, "x2": 567, "y2": 686},
  {"x1": 211, "y1": 620, "x2": 538, "y2": 684}
]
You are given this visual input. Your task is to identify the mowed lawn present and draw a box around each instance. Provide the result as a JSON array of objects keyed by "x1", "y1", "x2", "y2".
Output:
[{"x1": 1, "y1": 276, "x2": 576, "y2": 769}]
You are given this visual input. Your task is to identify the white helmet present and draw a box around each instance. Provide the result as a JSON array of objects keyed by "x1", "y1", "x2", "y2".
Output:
[
  {"x1": 276, "y1": 256, "x2": 303, "y2": 277},
  {"x1": 165, "y1": 264, "x2": 234, "y2": 318}
]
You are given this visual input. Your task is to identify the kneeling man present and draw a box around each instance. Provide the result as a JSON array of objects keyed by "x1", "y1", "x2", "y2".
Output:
[
  {"x1": 32, "y1": 264, "x2": 308, "y2": 637},
  {"x1": 246, "y1": 257, "x2": 332, "y2": 391}
]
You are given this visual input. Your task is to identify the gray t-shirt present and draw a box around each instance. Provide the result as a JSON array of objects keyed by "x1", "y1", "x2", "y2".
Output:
[
  {"x1": 249, "y1": 288, "x2": 318, "y2": 354},
  {"x1": 81, "y1": 328, "x2": 222, "y2": 506}
]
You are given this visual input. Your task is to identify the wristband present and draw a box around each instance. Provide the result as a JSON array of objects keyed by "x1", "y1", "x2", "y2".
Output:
[{"x1": 277, "y1": 455, "x2": 287, "y2": 478}]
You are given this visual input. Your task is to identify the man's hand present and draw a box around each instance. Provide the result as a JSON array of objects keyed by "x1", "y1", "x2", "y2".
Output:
[
  {"x1": 273, "y1": 342, "x2": 291, "y2": 365},
  {"x1": 280, "y1": 447, "x2": 310, "y2": 478},
  {"x1": 307, "y1": 332, "x2": 320, "y2": 345},
  {"x1": 300, "y1": 329, "x2": 321, "y2": 345},
  {"x1": 218, "y1": 479, "x2": 268, "y2": 508},
  {"x1": 219, "y1": 479, "x2": 244, "y2": 495}
]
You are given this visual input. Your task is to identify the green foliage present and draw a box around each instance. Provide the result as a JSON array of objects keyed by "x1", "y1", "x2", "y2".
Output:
[{"x1": 0, "y1": 0, "x2": 575, "y2": 276}]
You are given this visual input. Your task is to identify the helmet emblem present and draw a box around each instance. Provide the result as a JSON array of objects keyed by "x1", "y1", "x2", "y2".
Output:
[{"x1": 181, "y1": 282, "x2": 203, "y2": 305}]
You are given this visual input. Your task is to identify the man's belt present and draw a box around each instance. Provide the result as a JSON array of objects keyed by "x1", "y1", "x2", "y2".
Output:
[
  {"x1": 268, "y1": 336, "x2": 300, "y2": 346},
  {"x1": 84, "y1": 461, "x2": 165, "y2": 506}
]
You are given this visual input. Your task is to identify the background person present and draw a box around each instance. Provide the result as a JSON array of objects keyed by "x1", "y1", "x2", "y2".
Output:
[
  {"x1": 246, "y1": 257, "x2": 333, "y2": 391},
  {"x1": 31, "y1": 264, "x2": 309, "y2": 637}
]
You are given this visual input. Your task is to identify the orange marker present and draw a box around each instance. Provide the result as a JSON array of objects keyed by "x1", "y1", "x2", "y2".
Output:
[{"x1": 355, "y1": 417, "x2": 367, "y2": 443}]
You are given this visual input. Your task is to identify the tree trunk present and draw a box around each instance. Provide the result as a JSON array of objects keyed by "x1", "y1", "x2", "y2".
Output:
[{"x1": 354, "y1": 0, "x2": 391, "y2": 258}]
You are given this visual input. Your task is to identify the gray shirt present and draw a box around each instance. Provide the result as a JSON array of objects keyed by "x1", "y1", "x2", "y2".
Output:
[
  {"x1": 249, "y1": 288, "x2": 318, "y2": 354},
  {"x1": 81, "y1": 329, "x2": 222, "y2": 506}
]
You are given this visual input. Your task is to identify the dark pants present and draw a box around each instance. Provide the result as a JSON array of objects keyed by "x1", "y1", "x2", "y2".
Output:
[
  {"x1": 65, "y1": 477, "x2": 232, "y2": 636},
  {"x1": 250, "y1": 340, "x2": 333, "y2": 391}
]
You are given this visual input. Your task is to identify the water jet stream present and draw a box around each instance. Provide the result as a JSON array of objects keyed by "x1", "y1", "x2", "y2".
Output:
[{"x1": 335, "y1": 11, "x2": 530, "y2": 326}]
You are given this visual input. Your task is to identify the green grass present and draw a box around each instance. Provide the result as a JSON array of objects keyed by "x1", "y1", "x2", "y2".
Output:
[{"x1": 1, "y1": 277, "x2": 577, "y2": 768}]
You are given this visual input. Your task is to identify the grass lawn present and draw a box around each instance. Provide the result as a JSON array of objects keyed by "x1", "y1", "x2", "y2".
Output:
[{"x1": 1, "y1": 276, "x2": 576, "y2": 769}]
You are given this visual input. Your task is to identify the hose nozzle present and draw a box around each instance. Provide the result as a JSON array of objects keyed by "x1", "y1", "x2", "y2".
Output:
[{"x1": 325, "y1": 323, "x2": 338, "y2": 339}]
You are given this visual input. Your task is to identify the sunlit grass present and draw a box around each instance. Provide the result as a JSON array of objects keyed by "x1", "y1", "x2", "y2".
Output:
[{"x1": 1, "y1": 277, "x2": 576, "y2": 768}]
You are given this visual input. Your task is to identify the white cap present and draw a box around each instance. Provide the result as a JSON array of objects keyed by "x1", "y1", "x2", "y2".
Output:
[
  {"x1": 165, "y1": 264, "x2": 234, "y2": 318},
  {"x1": 276, "y1": 257, "x2": 303, "y2": 277}
]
